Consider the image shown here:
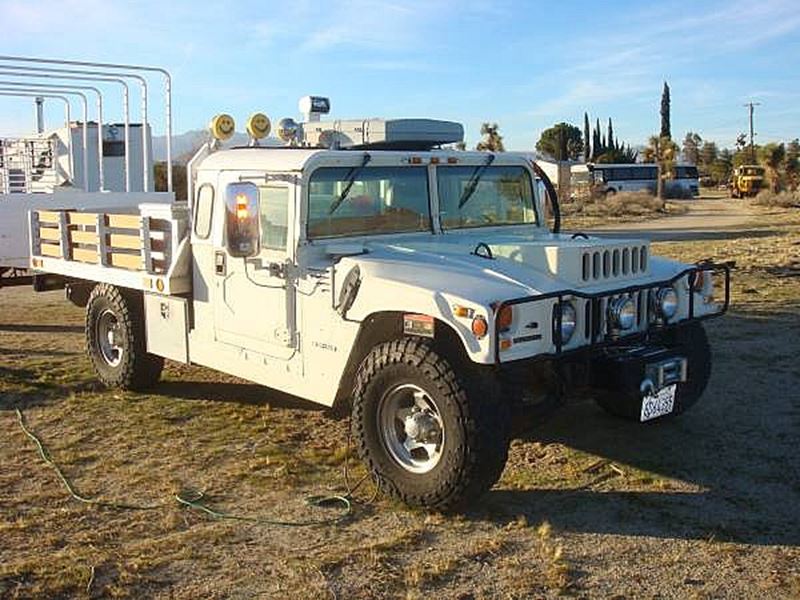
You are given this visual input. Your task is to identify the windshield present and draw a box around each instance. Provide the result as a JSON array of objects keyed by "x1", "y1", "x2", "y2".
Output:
[
  {"x1": 307, "y1": 166, "x2": 430, "y2": 238},
  {"x1": 675, "y1": 166, "x2": 699, "y2": 179},
  {"x1": 437, "y1": 165, "x2": 537, "y2": 229}
]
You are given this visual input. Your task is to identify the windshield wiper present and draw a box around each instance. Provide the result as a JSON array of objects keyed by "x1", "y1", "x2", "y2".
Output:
[
  {"x1": 329, "y1": 152, "x2": 372, "y2": 215},
  {"x1": 458, "y1": 153, "x2": 496, "y2": 209}
]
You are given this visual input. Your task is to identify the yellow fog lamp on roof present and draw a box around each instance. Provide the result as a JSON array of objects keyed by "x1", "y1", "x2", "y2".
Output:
[
  {"x1": 246, "y1": 112, "x2": 271, "y2": 141},
  {"x1": 209, "y1": 113, "x2": 236, "y2": 141}
]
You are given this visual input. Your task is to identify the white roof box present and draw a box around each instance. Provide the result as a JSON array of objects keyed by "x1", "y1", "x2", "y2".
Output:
[{"x1": 301, "y1": 118, "x2": 464, "y2": 150}]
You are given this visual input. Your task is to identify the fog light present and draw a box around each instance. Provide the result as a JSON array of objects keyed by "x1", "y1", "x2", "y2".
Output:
[
  {"x1": 657, "y1": 287, "x2": 678, "y2": 318},
  {"x1": 609, "y1": 296, "x2": 636, "y2": 330}
]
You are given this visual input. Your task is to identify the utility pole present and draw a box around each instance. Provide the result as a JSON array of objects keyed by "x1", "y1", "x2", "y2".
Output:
[{"x1": 743, "y1": 102, "x2": 760, "y2": 163}]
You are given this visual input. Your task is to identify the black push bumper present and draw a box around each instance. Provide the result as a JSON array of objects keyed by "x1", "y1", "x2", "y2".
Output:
[{"x1": 493, "y1": 261, "x2": 730, "y2": 364}]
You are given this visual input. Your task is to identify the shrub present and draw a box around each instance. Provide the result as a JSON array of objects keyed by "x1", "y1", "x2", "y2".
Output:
[
  {"x1": 751, "y1": 190, "x2": 800, "y2": 208},
  {"x1": 561, "y1": 191, "x2": 669, "y2": 218}
]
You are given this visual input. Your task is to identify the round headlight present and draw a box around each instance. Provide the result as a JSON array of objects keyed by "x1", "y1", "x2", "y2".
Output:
[
  {"x1": 555, "y1": 301, "x2": 577, "y2": 343},
  {"x1": 657, "y1": 287, "x2": 679, "y2": 318},
  {"x1": 609, "y1": 296, "x2": 636, "y2": 330}
]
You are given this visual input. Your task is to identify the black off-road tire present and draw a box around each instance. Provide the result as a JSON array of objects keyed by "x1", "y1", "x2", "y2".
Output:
[
  {"x1": 595, "y1": 322, "x2": 712, "y2": 421},
  {"x1": 85, "y1": 283, "x2": 164, "y2": 390},
  {"x1": 351, "y1": 338, "x2": 510, "y2": 511}
]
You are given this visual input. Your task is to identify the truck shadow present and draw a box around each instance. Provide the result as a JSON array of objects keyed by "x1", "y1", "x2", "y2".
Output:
[
  {"x1": 478, "y1": 310, "x2": 800, "y2": 547},
  {"x1": 0, "y1": 323, "x2": 84, "y2": 334},
  {"x1": 154, "y1": 380, "x2": 324, "y2": 412}
]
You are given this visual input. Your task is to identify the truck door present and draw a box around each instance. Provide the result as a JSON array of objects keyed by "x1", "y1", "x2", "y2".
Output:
[{"x1": 212, "y1": 173, "x2": 297, "y2": 360}]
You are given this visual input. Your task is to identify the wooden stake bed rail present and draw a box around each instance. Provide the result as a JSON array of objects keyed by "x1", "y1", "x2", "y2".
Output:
[{"x1": 28, "y1": 205, "x2": 191, "y2": 295}]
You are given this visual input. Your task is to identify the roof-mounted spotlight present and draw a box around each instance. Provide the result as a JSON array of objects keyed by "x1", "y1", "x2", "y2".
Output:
[
  {"x1": 277, "y1": 117, "x2": 300, "y2": 144},
  {"x1": 246, "y1": 112, "x2": 271, "y2": 144},
  {"x1": 209, "y1": 113, "x2": 235, "y2": 142},
  {"x1": 299, "y1": 95, "x2": 330, "y2": 122}
]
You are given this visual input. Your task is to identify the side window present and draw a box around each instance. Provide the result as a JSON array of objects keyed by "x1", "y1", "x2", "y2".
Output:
[
  {"x1": 259, "y1": 185, "x2": 289, "y2": 251},
  {"x1": 194, "y1": 184, "x2": 214, "y2": 239}
]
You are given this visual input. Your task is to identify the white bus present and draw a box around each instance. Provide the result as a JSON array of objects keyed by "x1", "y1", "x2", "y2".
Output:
[{"x1": 588, "y1": 163, "x2": 699, "y2": 197}]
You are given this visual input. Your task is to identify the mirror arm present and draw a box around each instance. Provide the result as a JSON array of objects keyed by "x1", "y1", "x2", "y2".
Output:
[{"x1": 530, "y1": 161, "x2": 561, "y2": 234}]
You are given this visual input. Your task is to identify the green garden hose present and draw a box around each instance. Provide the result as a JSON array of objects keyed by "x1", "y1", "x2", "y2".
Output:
[{"x1": 15, "y1": 407, "x2": 353, "y2": 526}]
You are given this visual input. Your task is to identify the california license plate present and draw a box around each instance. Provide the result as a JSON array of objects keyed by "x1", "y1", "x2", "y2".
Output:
[{"x1": 640, "y1": 384, "x2": 677, "y2": 422}]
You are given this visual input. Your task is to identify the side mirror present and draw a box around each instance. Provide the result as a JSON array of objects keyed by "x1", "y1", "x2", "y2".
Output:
[{"x1": 225, "y1": 182, "x2": 261, "y2": 258}]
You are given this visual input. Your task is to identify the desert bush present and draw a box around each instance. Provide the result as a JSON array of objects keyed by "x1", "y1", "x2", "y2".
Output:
[
  {"x1": 599, "y1": 191, "x2": 665, "y2": 216},
  {"x1": 751, "y1": 190, "x2": 800, "y2": 208},
  {"x1": 560, "y1": 191, "x2": 671, "y2": 218}
]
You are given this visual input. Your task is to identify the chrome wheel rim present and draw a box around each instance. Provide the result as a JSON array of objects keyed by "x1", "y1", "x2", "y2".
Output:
[
  {"x1": 96, "y1": 309, "x2": 123, "y2": 367},
  {"x1": 378, "y1": 383, "x2": 445, "y2": 474}
]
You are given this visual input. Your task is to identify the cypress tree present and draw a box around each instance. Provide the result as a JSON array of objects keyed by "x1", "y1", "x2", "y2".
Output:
[
  {"x1": 595, "y1": 118, "x2": 602, "y2": 156},
  {"x1": 583, "y1": 112, "x2": 590, "y2": 161},
  {"x1": 660, "y1": 82, "x2": 671, "y2": 139}
]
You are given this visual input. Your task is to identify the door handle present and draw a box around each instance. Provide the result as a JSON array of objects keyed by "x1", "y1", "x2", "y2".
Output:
[{"x1": 214, "y1": 251, "x2": 226, "y2": 276}]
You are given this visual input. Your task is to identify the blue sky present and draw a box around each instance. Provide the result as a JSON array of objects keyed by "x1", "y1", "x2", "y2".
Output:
[{"x1": 1, "y1": 0, "x2": 798, "y2": 151}]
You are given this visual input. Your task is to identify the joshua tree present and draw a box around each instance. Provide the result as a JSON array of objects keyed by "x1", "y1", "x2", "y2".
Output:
[{"x1": 476, "y1": 122, "x2": 505, "y2": 152}]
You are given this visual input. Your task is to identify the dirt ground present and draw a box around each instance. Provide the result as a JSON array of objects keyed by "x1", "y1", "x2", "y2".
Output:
[{"x1": 1, "y1": 197, "x2": 799, "y2": 599}]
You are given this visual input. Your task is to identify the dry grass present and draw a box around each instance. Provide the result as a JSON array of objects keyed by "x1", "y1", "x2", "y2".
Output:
[
  {"x1": 535, "y1": 521, "x2": 571, "y2": 592},
  {"x1": 751, "y1": 190, "x2": 800, "y2": 208},
  {"x1": 562, "y1": 191, "x2": 689, "y2": 229},
  {"x1": 1, "y1": 204, "x2": 800, "y2": 598}
]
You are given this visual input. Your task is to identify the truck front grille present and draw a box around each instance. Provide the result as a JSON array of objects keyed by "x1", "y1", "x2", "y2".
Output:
[{"x1": 581, "y1": 245, "x2": 648, "y2": 282}]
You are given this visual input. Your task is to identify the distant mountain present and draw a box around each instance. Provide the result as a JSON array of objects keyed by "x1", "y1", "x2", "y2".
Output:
[{"x1": 152, "y1": 130, "x2": 285, "y2": 163}]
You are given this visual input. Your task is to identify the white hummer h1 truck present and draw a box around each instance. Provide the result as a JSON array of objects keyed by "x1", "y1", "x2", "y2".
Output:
[{"x1": 27, "y1": 98, "x2": 729, "y2": 510}]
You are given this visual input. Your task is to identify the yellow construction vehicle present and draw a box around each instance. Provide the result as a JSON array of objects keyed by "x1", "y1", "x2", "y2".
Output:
[{"x1": 730, "y1": 165, "x2": 765, "y2": 198}]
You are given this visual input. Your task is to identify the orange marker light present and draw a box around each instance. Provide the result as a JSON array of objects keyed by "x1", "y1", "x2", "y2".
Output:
[
  {"x1": 471, "y1": 315, "x2": 488, "y2": 339},
  {"x1": 499, "y1": 338, "x2": 513, "y2": 351},
  {"x1": 453, "y1": 304, "x2": 474, "y2": 318},
  {"x1": 496, "y1": 305, "x2": 513, "y2": 331},
  {"x1": 236, "y1": 193, "x2": 249, "y2": 219}
]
